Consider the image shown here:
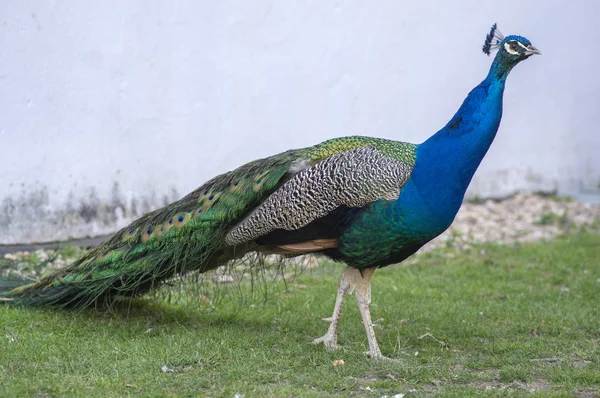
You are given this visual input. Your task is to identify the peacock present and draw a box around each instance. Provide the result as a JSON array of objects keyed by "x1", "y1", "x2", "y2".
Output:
[{"x1": 1, "y1": 24, "x2": 539, "y2": 360}]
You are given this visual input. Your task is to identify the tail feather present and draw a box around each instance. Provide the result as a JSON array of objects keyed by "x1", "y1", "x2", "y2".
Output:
[
  {"x1": 8, "y1": 216, "x2": 231, "y2": 308},
  {"x1": 0, "y1": 279, "x2": 22, "y2": 302},
  {"x1": 1, "y1": 253, "x2": 56, "y2": 302},
  {"x1": 5, "y1": 152, "x2": 300, "y2": 309}
]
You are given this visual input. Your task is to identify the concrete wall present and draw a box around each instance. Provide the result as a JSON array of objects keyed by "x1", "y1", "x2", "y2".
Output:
[{"x1": 1, "y1": 0, "x2": 599, "y2": 244}]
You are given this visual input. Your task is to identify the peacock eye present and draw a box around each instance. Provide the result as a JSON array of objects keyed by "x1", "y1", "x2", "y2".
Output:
[{"x1": 510, "y1": 41, "x2": 519, "y2": 50}]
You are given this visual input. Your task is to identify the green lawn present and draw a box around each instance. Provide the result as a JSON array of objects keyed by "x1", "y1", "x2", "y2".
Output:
[{"x1": 1, "y1": 233, "x2": 599, "y2": 397}]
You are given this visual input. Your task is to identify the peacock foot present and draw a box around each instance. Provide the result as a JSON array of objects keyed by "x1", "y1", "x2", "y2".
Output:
[
  {"x1": 363, "y1": 350, "x2": 400, "y2": 362},
  {"x1": 313, "y1": 333, "x2": 343, "y2": 351}
]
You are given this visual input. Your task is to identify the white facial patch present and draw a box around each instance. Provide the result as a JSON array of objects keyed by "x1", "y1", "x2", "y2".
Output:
[
  {"x1": 517, "y1": 41, "x2": 529, "y2": 50},
  {"x1": 503, "y1": 42, "x2": 519, "y2": 55}
]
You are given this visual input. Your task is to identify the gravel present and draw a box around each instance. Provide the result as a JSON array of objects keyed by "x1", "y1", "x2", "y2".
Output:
[{"x1": 424, "y1": 193, "x2": 600, "y2": 252}]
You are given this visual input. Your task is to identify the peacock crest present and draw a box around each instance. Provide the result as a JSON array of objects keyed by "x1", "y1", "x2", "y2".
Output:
[{"x1": 482, "y1": 23, "x2": 505, "y2": 55}]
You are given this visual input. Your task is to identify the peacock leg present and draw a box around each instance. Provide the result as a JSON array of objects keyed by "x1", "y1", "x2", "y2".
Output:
[
  {"x1": 312, "y1": 266, "x2": 354, "y2": 350},
  {"x1": 351, "y1": 267, "x2": 391, "y2": 360}
]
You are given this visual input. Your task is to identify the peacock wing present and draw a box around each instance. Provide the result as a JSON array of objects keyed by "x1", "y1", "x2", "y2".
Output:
[{"x1": 225, "y1": 146, "x2": 414, "y2": 246}]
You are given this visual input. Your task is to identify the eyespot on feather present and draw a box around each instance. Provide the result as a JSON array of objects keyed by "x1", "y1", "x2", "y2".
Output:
[
  {"x1": 254, "y1": 172, "x2": 268, "y2": 182},
  {"x1": 172, "y1": 213, "x2": 191, "y2": 229},
  {"x1": 198, "y1": 186, "x2": 214, "y2": 203},
  {"x1": 202, "y1": 192, "x2": 221, "y2": 207},
  {"x1": 97, "y1": 250, "x2": 112, "y2": 262},
  {"x1": 253, "y1": 172, "x2": 268, "y2": 192},
  {"x1": 230, "y1": 180, "x2": 243, "y2": 192},
  {"x1": 122, "y1": 227, "x2": 138, "y2": 241},
  {"x1": 141, "y1": 226, "x2": 155, "y2": 242}
]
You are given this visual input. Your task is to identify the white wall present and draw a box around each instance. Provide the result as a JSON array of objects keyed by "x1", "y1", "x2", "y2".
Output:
[{"x1": 1, "y1": 0, "x2": 599, "y2": 244}]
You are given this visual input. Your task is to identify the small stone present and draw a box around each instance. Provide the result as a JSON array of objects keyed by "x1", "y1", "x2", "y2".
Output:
[
  {"x1": 216, "y1": 274, "x2": 234, "y2": 284},
  {"x1": 571, "y1": 360, "x2": 591, "y2": 368},
  {"x1": 332, "y1": 359, "x2": 344, "y2": 367}
]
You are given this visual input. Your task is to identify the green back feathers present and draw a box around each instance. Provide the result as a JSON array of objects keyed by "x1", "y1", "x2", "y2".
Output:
[{"x1": 308, "y1": 136, "x2": 417, "y2": 166}]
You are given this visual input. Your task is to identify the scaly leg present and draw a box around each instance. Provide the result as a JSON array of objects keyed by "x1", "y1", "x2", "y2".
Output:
[
  {"x1": 351, "y1": 267, "x2": 390, "y2": 360},
  {"x1": 312, "y1": 266, "x2": 354, "y2": 350},
  {"x1": 314, "y1": 266, "x2": 391, "y2": 359}
]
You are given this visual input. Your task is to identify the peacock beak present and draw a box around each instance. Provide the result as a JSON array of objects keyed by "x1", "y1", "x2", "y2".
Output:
[{"x1": 525, "y1": 44, "x2": 541, "y2": 56}]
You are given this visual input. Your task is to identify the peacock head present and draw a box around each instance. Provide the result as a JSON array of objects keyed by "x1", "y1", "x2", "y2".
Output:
[{"x1": 482, "y1": 23, "x2": 540, "y2": 68}]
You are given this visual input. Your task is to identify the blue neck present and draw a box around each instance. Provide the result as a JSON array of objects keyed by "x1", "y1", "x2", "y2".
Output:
[{"x1": 409, "y1": 57, "x2": 510, "y2": 221}]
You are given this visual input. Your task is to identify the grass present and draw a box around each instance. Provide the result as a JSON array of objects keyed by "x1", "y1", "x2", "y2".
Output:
[
  {"x1": 1, "y1": 233, "x2": 599, "y2": 397},
  {"x1": 535, "y1": 212, "x2": 570, "y2": 227}
]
